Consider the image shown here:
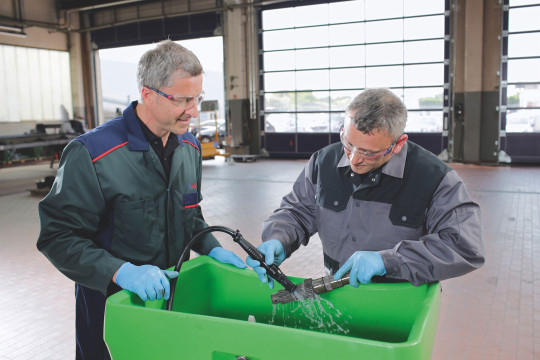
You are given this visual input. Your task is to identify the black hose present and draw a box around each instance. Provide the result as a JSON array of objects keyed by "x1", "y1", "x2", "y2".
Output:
[{"x1": 166, "y1": 225, "x2": 237, "y2": 311}]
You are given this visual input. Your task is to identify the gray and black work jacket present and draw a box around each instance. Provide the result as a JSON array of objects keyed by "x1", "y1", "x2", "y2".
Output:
[{"x1": 262, "y1": 141, "x2": 485, "y2": 286}]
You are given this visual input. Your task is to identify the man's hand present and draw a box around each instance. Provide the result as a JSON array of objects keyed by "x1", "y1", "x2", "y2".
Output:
[
  {"x1": 115, "y1": 262, "x2": 178, "y2": 301},
  {"x1": 334, "y1": 251, "x2": 386, "y2": 287},
  {"x1": 208, "y1": 247, "x2": 247, "y2": 269},
  {"x1": 245, "y1": 239, "x2": 285, "y2": 289}
]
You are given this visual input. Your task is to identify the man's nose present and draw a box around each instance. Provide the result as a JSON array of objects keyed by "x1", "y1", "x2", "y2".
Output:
[
  {"x1": 349, "y1": 151, "x2": 365, "y2": 163},
  {"x1": 185, "y1": 104, "x2": 199, "y2": 118}
]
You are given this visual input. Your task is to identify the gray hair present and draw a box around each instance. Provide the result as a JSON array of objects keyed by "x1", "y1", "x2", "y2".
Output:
[
  {"x1": 346, "y1": 88, "x2": 407, "y2": 140},
  {"x1": 136, "y1": 40, "x2": 203, "y2": 96}
]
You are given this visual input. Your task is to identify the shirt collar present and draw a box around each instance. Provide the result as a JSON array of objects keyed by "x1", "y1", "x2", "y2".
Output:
[{"x1": 337, "y1": 141, "x2": 408, "y2": 179}]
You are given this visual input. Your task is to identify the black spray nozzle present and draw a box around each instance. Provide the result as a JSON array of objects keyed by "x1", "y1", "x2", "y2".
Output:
[{"x1": 232, "y1": 232, "x2": 296, "y2": 293}]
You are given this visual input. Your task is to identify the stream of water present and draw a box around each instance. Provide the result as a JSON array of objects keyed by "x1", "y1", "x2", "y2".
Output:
[{"x1": 268, "y1": 294, "x2": 352, "y2": 335}]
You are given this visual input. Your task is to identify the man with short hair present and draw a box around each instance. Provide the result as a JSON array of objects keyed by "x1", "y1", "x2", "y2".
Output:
[
  {"x1": 248, "y1": 88, "x2": 484, "y2": 288},
  {"x1": 37, "y1": 40, "x2": 246, "y2": 359}
]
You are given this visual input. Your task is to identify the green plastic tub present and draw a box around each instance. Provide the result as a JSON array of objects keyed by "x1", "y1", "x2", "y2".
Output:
[{"x1": 104, "y1": 256, "x2": 440, "y2": 360}]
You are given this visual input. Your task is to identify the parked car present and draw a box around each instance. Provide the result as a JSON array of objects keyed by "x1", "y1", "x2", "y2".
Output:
[
  {"x1": 193, "y1": 122, "x2": 227, "y2": 147},
  {"x1": 189, "y1": 119, "x2": 225, "y2": 135}
]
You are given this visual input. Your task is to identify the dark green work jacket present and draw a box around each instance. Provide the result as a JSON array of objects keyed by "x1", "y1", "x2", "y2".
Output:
[{"x1": 37, "y1": 101, "x2": 219, "y2": 359}]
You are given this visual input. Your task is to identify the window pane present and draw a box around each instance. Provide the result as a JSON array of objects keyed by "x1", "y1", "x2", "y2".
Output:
[
  {"x1": 506, "y1": 109, "x2": 540, "y2": 133},
  {"x1": 507, "y1": 84, "x2": 540, "y2": 108},
  {"x1": 264, "y1": 71, "x2": 295, "y2": 91},
  {"x1": 508, "y1": 33, "x2": 540, "y2": 57},
  {"x1": 365, "y1": 0, "x2": 403, "y2": 20},
  {"x1": 331, "y1": 112, "x2": 347, "y2": 132},
  {"x1": 264, "y1": 29, "x2": 295, "y2": 50},
  {"x1": 297, "y1": 91, "x2": 330, "y2": 111},
  {"x1": 330, "y1": 45, "x2": 366, "y2": 67},
  {"x1": 404, "y1": 16, "x2": 444, "y2": 40},
  {"x1": 265, "y1": 92, "x2": 295, "y2": 112},
  {"x1": 404, "y1": 0, "x2": 444, "y2": 16},
  {"x1": 329, "y1": 1, "x2": 365, "y2": 23},
  {"x1": 296, "y1": 69, "x2": 329, "y2": 90},
  {"x1": 264, "y1": 51, "x2": 295, "y2": 71},
  {"x1": 405, "y1": 111, "x2": 443, "y2": 132},
  {"x1": 404, "y1": 40, "x2": 444, "y2": 63},
  {"x1": 295, "y1": 27, "x2": 329, "y2": 48},
  {"x1": 366, "y1": 43, "x2": 404, "y2": 65},
  {"x1": 404, "y1": 64, "x2": 443, "y2": 86},
  {"x1": 330, "y1": 68, "x2": 366, "y2": 89},
  {"x1": 366, "y1": 19, "x2": 404, "y2": 42},
  {"x1": 296, "y1": 48, "x2": 329, "y2": 70},
  {"x1": 329, "y1": 23, "x2": 366, "y2": 46},
  {"x1": 508, "y1": 59, "x2": 540, "y2": 82},
  {"x1": 331, "y1": 90, "x2": 359, "y2": 111},
  {"x1": 265, "y1": 113, "x2": 296, "y2": 132},
  {"x1": 294, "y1": 3, "x2": 328, "y2": 27},
  {"x1": 298, "y1": 112, "x2": 330, "y2": 133},
  {"x1": 509, "y1": 6, "x2": 540, "y2": 32},
  {"x1": 262, "y1": 8, "x2": 294, "y2": 30},
  {"x1": 366, "y1": 66, "x2": 403, "y2": 87},
  {"x1": 404, "y1": 88, "x2": 444, "y2": 110}
]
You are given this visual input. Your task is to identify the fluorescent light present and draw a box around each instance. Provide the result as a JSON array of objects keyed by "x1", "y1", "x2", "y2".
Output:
[{"x1": 0, "y1": 25, "x2": 27, "y2": 38}]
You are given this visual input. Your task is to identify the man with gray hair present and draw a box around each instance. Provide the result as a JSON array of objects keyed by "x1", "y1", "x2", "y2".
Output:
[
  {"x1": 248, "y1": 88, "x2": 484, "y2": 289},
  {"x1": 37, "y1": 40, "x2": 246, "y2": 359}
]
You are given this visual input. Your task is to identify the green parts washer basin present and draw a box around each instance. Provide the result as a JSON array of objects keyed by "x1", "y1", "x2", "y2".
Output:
[{"x1": 104, "y1": 256, "x2": 441, "y2": 360}]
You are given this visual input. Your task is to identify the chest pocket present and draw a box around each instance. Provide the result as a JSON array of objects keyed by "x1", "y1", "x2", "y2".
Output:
[
  {"x1": 317, "y1": 186, "x2": 350, "y2": 212},
  {"x1": 389, "y1": 204, "x2": 426, "y2": 229},
  {"x1": 111, "y1": 198, "x2": 160, "y2": 260},
  {"x1": 315, "y1": 186, "x2": 350, "y2": 246}
]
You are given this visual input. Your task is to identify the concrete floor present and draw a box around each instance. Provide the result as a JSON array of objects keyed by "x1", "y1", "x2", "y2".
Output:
[{"x1": 0, "y1": 157, "x2": 538, "y2": 359}]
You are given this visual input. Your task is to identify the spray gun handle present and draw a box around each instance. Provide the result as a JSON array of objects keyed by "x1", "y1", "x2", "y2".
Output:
[{"x1": 232, "y1": 231, "x2": 296, "y2": 292}]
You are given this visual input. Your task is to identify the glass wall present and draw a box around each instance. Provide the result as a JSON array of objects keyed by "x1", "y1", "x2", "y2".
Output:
[
  {"x1": 260, "y1": 0, "x2": 447, "y2": 135},
  {"x1": 504, "y1": 0, "x2": 540, "y2": 133}
]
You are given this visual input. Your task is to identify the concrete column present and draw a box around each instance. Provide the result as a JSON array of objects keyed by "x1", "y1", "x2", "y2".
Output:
[
  {"x1": 223, "y1": 4, "x2": 259, "y2": 153},
  {"x1": 451, "y1": 0, "x2": 502, "y2": 163}
]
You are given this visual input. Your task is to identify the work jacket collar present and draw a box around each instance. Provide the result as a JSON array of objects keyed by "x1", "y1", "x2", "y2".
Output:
[
  {"x1": 121, "y1": 101, "x2": 187, "y2": 152},
  {"x1": 123, "y1": 101, "x2": 149, "y2": 151}
]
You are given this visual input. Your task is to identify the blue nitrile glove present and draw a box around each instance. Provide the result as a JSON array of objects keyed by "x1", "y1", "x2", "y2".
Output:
[
  {"x1": 245, "y1": 239, "x2": 286, "y2": 289},
  {"x1": 333, "y1": 251, "x2": 386, "y2": 288},
  {"x1": 115, "y1": 262, "x2": 178, "y2": 301},
  {"x1": 208, "y1": 247, "x2": 247, "y2": 269}
]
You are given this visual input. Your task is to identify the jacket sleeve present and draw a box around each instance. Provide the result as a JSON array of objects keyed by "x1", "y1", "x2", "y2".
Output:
[
  {"x1": 380, "y1": 170, "x2": 485, "y2": 285},
  {"x1": 262, "y1": 155, "x2": 318, "y2": 257},
  {"x1": 36, "y1": 141, "x2": 125, "y2": 295}
]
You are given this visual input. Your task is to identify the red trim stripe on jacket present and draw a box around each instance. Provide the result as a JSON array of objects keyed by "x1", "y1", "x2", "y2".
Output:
[
  {"x1": 92, "y1": 141, "x2": 129, "y2": 163},
  {"x1": 182, "y1": 140, "x2": 201, "y2": 153}
]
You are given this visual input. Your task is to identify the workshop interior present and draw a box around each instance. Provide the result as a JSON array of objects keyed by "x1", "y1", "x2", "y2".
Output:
[{"x1": 0, "y1": 1, "x2": 539, "y2": 359}]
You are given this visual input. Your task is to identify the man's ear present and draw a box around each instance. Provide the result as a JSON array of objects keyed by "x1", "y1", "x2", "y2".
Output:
[
  {"x1": 392, "y1": 134, "x2": 408, "y2": 154},
  {"x1": 140, "y1": 86, "x2": 153, "y2": 103}
]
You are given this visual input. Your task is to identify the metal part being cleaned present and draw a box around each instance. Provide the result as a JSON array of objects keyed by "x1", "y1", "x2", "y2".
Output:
[{"x1": 271, "y1": 274, "x2": 350, "y2": 305}]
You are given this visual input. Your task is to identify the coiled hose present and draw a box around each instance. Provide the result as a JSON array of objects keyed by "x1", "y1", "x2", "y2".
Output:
[
  {"x1": 166, "y1": 225, "x2": 296, "y2": 311},
  {"x1": 166, "y1": 226, "x2": 237, "y2": 311}
]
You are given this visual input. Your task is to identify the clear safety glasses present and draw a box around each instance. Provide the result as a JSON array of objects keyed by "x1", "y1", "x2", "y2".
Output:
[
  {"x1": 340, "y1": 129, "x2": 399, "y2": 161},
  {"x1": 146, "y1": 86, "x2": 205, "y2": 109}
]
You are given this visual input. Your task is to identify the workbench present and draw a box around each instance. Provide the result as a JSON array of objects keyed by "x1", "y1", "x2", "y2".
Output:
[{"x1": 0, "y1": 133, "x2": 75, "y2": 167}]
